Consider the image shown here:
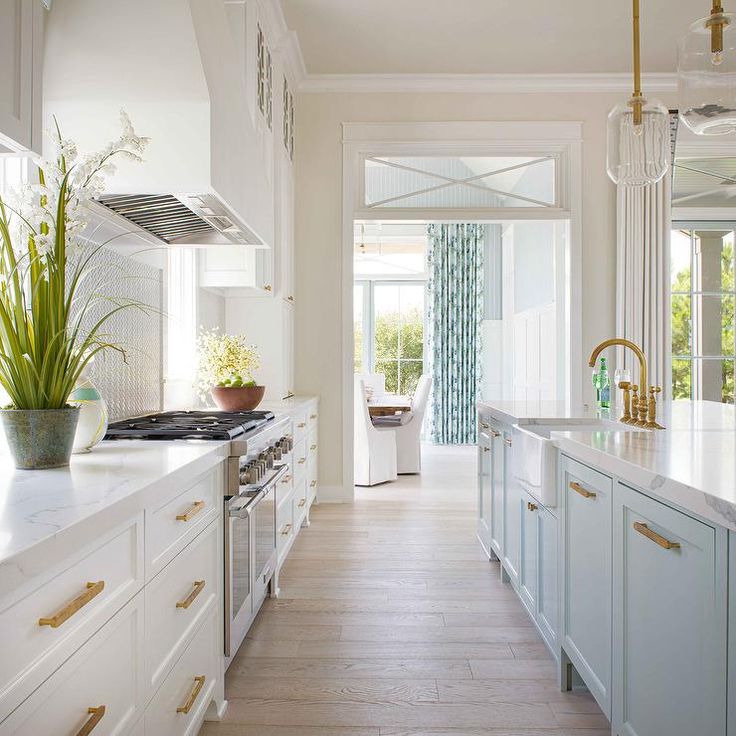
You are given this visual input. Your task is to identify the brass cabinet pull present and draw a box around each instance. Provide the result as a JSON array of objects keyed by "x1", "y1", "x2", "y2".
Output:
[
  {"x1": 76, "y1": 705, "x2": 106, "y2": 736},
  {"x1": 281, "y1": 474, "x2": 292, "y2": 483},
  {"x1": 310, "y1": 414, "x2": 317, "y2": 419},
  {"x1": 176, "y1": 580, "x2": 206, "y2": 610},
  {"x1": 177, "y1": 675, "x2": 206, "y2": 714},
  {"x1": 491, "y1": 430, "x2": 501, "y2": 438},
  {"x1": 570, "y1": 481, "x2": 596, "y2": 499},
  {"x1": 298, "y1": 457, "x2": 306, "y2": 464},
  {"x1": 527, "y1": 501, "x2": 538, "y2": 511},
  {"x1": 297, "y1": 422, "x2": 306, "y2": 428},
  {"x1": 263, "y1": 284, "x2": 272, "y2": 292},
  {"x1": 480, "y1": 421, "x2": 490, "y2": 429},
  {"x1": 503, "y1": 438, "x2": 512, "y2": 447},
  {"x1": 281, "y1": 523, "x2": 293, "y2": 535},
  {"x1": 310, "y1": 444, "x2": 317, "y2": 450},
  {"x1": 298, "y1": 498, "x2": 306, "y2": 508},
  {"x1": 633, "y1": 521, "x2": 681, "y2": 550},
  {"x1": 310, "y1": 480, "x2": 317, "y2": 488},
  {"x1": 482, "y1": 446, "x2": 490, "y2": 453},
  {"x1": 39, "y1": 581, "x2": 105, "y2": 628},
  {"x1": 176, "y1": 500, "x2": 205, "y2": 522},
  {"x1": 287, "y1": 295, "x2": 294, "y2": 302}
]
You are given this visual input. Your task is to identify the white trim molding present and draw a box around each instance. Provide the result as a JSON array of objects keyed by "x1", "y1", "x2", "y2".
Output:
[{"x1": 300, "y1": 72, "x2": 677, "y2": 95}]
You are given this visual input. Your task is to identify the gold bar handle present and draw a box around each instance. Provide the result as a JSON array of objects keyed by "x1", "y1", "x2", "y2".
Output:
[
  {"x1": 491, "y1": 430, "x2": 501, "y2": 438},
  {"x1": 281, "y1": 474, "x2": 292, "y2": 483},
  {"x1": 176, "y1": 500, "x2": 205, "y2": 522},
  {"x1": 503, "y1": 438, "x2": 512, "y2": 447},
  {"x1": 298, "y1": 457, "x2": 306, "y2": 464},
  {"x1": 297, "y1": 422, "x2": 306, "y2": 428},
  {"x1": 310, "y1": 444, "x2": 317, "y2": 450},
  {"x1": 482, "y1": 446, "x2": 490, "y2": 453},
  {"x1": 177, "y1": 675, "x2": 206, "y2": 714},
  {"x1": 76, "y1": 705, "x2": 106, "y2": 736},
  {"x1": 570, "y1": 481, "x2": 596, "y2": 499},
  {"x1": 298, "y1": 498, "x2": 306, "y2": 508},
  {"x1": 309, "y1": 414, "x2": 317, "y2": 419},
  {"x1": 281, "y1": 523, "x2": 293, "y2": 535},
  {"x1": 176, "y1": 580, "x2": 206, "y2": 610},
  {"x1": 633, "y1": 521, "x2": 681, "y2": 550},
  {"x1": 527, "y1": 501, "x2": 538, "y2": 511},
  {"x1": 39, "y1": 581, "x2": 105, "y2": 628},
  {"x1": 480, "y1": 421, "x2": 490, "y2": 429},
  {"x1": 310, "y1": 480, "x2": 317, "y2": 487}
]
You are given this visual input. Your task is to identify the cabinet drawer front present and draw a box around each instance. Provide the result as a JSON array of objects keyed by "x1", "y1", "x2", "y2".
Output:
[
  {"x1": 614, "y1": 484, "x2": 727, "y2": 736},
  {"x1": 561, "y1": 456, "x2": 612, "y2": 715},
  {"x1": 146, "y1": 468, "x2": 220, "y2": 578},
  {"x1": 292, "y1": 411, "x2": 308, "y2": 442},
  {"x1": 292, "y1": 437, "x2": 308, "y2": 482},
  {"x1": 0, "y1": 592, "x2": 145, "y2": 735},
  {"x1": 145, "y1": 519, "x2": 219, "y2": 698},
  {"x1": 277, "y1": 498, "x2": 295, "y2": 556},
  {"x1": 275, "y1": 467, "x2": 294, "y2": 508},
  {"x1": 145, "y1": 606, "x2": 218, "y2": 736},
  {"x1": 0, "y1": 515, "x2": 143, "y2": 721},
  {"x1": 307, "y1": 452, "x2": 318, "y2": 504},
  {"x1": 293, "y1": 478, "x2": 308, "y2": 527},
  {"x1": 306, "y1": 404, "x2": 318, "y2": 435}
]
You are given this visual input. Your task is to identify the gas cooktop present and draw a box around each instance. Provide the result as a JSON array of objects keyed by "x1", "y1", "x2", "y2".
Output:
[{"x1": 105, "y1": 410, "x2": 276, "y2": 441}]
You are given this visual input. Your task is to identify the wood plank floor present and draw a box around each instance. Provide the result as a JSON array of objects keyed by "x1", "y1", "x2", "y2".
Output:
[{"x1": 200, "y1": 444, "x2": 608, "y2": 736}]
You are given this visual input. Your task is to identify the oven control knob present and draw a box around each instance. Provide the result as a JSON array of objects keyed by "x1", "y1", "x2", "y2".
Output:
[{"x1": 273, "y1": 445, "x2": 283, "y2": 461}]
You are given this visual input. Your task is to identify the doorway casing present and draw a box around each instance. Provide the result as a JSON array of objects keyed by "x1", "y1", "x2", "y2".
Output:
[{"x1": 340, "y1": 121, "x2": 584, "y2": 502}]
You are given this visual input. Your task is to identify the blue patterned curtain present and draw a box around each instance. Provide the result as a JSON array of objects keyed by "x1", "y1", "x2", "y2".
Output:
[{"x1": 427, "y1": 224, "x2": 484, "y2": 444}]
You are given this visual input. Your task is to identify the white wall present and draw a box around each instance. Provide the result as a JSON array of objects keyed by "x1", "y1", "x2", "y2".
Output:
[{"x1": 293, "y1": 89, "x2": 676, "y2": 498}]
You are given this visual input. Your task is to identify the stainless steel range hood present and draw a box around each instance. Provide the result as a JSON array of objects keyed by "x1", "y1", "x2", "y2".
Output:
[
  {"x1": 43, "y1": 0, "x2": 274, "y2": 248},
  {"x1": 96, "y1": 193, "x2": 261, "y2": 246}
]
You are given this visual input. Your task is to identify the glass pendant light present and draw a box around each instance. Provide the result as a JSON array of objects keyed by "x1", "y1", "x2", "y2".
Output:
[
  {"x1": 606, "y1": 0, "x2": 670, "y2": 186},
  {"x1": 678, "y1": 1, "x2": 736, "y2": 135}
]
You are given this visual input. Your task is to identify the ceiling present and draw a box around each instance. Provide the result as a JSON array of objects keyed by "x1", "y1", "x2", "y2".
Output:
[{"x1": 280, "y1": 0, "x2": 701, "y2": 75}]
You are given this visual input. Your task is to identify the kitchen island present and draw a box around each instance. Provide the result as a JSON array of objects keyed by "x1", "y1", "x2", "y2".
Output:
[{"x1": 477, "y1": 397, "x2": 736, "y2": 736}]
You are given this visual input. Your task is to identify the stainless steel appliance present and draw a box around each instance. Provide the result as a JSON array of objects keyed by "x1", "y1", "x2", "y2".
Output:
[{"x1": 105, "y1": 409, "x2": 293, "y2": 662}]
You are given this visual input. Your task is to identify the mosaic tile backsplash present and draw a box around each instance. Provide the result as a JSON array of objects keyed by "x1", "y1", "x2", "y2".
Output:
[{"x1": 75, "y1": 246, "x2": 164, "y2": 421}]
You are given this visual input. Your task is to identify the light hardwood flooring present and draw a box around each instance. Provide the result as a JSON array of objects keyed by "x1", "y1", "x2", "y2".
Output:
[{"x1": 201, "y1": 444, "x2": 608, "y2": 736}]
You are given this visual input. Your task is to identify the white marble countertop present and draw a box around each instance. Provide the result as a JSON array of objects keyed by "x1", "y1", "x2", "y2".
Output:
[
  {"x1": 0, "y1": 438, "x2": 229, "y2": 590},
  {"x1": 550, "y1": 401, "x2": 736, "y2": 531},
  {"x1": 477, "y1": 399, "x2": 600, "y2": 425}
]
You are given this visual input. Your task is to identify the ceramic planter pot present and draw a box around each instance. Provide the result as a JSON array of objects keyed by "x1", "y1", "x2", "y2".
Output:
[
  {"x1": 0, "y1": 407, "x2": 81, "y2": 469},
  {"x1": 210, "y1": 385, "x2": 266, "y2": 412}
]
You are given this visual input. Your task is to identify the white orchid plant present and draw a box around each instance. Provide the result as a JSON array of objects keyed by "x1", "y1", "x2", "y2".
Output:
[
  {"x1": 196, "y1": 328, "x2": 261, "y2": 399},
  {"x1": 0, "y1": 111, "x2": 151, "y2": 410}
]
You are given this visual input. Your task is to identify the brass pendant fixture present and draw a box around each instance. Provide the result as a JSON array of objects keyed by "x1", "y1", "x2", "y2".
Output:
[
  {"x1": 606, "y1": 0, "x2": 670, "y2": 186},
  {"x1": 678, "y1": 1, "x2": 736, "y2": 135}
]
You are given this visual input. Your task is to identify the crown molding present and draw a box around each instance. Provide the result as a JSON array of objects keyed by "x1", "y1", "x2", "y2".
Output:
[{"x1": 298, "y1": 72, "x2": 678, "y2": 94}]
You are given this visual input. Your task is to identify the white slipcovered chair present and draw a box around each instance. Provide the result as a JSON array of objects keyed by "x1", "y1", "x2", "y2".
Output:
[
  {"x1": 354, "y1": 377, "x2": 397, "y2": 486},
  {"x1": 357, "y1": 372, "x2": 386, "y2": 397},
  {"x1": 374, "y1": 374, "x2": 432, "y2": 474}
]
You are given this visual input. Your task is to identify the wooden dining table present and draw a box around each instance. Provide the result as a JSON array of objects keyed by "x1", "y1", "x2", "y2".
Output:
[{"x1": 367, "y1": 394, "x2": 412, "y2": 417}]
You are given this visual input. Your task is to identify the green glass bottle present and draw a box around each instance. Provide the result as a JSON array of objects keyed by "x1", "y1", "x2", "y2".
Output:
[{"x1": 599, "y1": 357, "x2": 611, "y2": 409}]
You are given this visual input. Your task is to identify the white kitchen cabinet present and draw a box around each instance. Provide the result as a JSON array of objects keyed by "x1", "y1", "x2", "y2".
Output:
[
  {"x1": 518, "y1": 490, "x2": 538, "y2": 615},
  {"x1": 199, "y1": 245, "x2": 272, "y2": 293},
  {"x1": 502, "y1": 433, "x2": 521, "y2": 586},
  {"x1": 613, "y1": 483, "x2": 727, "y2": 736},
  {"x1": 476, "y1": 415, "x2": 493, "y2": 557},
  {"x1": 560, "y1": 455, "x2": 612, "y2": 717},
  {"x1": 0, "y1": 0, "x2": 42, "y2": 155}
]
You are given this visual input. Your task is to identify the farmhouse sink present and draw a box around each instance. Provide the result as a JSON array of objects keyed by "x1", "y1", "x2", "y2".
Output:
[{"x1": 511, "y1": 419, "x2": 642, "y2": 507}]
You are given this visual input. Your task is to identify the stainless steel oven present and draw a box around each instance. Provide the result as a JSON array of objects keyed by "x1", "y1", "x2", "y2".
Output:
[{"x1": 224, "y1": 420, "x2": 292, "y2": 661}]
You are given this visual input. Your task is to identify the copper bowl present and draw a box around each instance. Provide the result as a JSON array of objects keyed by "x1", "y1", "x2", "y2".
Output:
[{"x1": 210, "y1": 385, "x2": 266, "y2": 412}]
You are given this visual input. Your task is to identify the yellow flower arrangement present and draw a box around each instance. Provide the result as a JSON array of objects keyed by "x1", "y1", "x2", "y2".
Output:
[{"x1": 196, "y1": 328, "x2": 260, "y2": 398}]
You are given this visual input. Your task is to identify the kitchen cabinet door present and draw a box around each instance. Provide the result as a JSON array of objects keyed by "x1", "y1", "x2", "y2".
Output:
[
  {"x1": 476, "y1": 416, "x2": 492, "y2": 558},
  {"x1": 536, "y1": 504, "x2": 558, "y2": 653},
  {"x1": 489, "y1": 424, "x2": 504, "y2": 559},
  {"x1": 518, "y1": 491, "x2": 538, "y2": 615},
  {"x1": 613, "y1": 483, "x2": 727, "y2": 736},
  {"x1": 0, "y1": 0, "x2": 41, "y2": 154},
  {"x1": 561, "y1": 456, "x2": 612, "y2": 717},
  {"x1": 501, "y1": 434, "x2": 521, "y2": 586}
]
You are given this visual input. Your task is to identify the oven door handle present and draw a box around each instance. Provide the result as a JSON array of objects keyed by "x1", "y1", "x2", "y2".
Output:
[{"x1": 228, "y1": 490, "x2": 265, "y2": 519}]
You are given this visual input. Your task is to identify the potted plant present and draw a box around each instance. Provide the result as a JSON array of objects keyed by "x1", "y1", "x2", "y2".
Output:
[
  {"x1": 0, "y1": 112, "x2": 149, "y2": 469},
  {"x1": 196, "y1": 329, "x2": 264, "y2": 411}
]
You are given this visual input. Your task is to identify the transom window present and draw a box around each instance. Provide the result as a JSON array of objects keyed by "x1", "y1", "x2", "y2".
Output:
[
  {"x1": 671, "y1": 227, "x2": 735, "y2": 403},
  {"x1": 363, "y1": 155, "x2": 557, "y2": 210}
]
